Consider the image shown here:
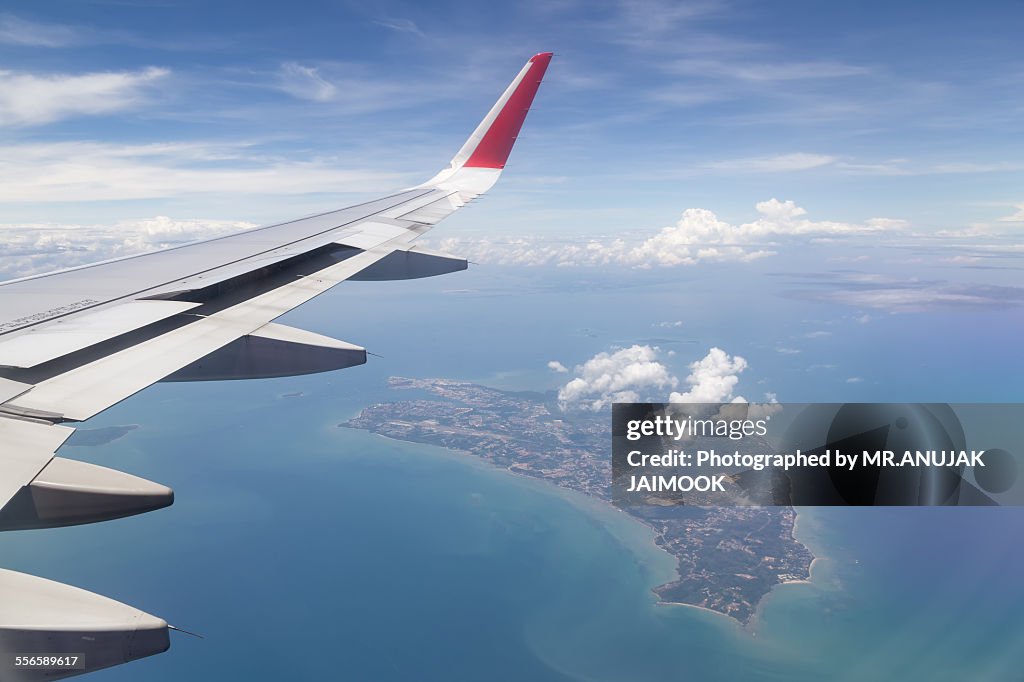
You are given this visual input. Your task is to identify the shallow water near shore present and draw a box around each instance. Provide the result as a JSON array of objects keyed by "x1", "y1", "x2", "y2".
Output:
[{"x1": 2, "y1": 267, "x2": 1021, "y2": 681}]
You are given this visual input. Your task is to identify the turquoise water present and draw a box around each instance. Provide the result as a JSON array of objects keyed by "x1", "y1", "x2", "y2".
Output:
[
  {"x1": 4, "y1": 376, "x2": 1023, "y2": 681},
  {"x1": 2, "y1": 266, "x2": 1022, "y2": 680}
]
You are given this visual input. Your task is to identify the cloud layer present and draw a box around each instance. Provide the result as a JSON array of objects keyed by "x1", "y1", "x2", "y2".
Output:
[
  {"x1": 0, "y1": 216, "x2": 257, "y2": 279},
  {"x1": 785, "y1": 272, "x2": 1024, "y2": 313},
  {"x1": 437, "y1": 199, "x2": 904, "y2": 267}
]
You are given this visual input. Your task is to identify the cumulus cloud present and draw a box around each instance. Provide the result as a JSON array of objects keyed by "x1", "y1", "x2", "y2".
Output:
[
  {"x1": 556, "y1": 345, "x2": 755, "y2": 412},
  {"x1": 0, "y1": 216, "x2": 257, "y2": 279},
  {"x1": 668, "y1": 347, "x2": 748, "y2": 403},
  {"x1": 435, "y1": 199, "x2": 904, "y2": 268},
  {"x1": 0, "y1": 67, "x2": 168, "y2": 127},
  {"x1": 557, "y1": 345, "x2": 678, "y2": 411},
  {"x1": 547, "y1": 360, "x2": 569, "y2": 373}
]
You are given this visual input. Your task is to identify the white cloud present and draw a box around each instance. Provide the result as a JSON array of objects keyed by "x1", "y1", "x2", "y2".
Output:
[
  {"x1": 0, "y1": 67, "x2": 168, "y2": 126},
  {"x1": 838, "y1": 160, "x2": 1024, "y2": 177},
  {"x1": 0, "y1": 140, "x2": 406, "y2": 202},
  {"x1": 826, "y1": 287, "x2": 1015, "y2": 312},
  {"x1": 776, "y1": 347, "x2": 801, "y2": 354},
  {"x1": 0, "y1": 14, "x2": 80, "y2": 47},
  {"x1": 669, "y1": 58, "x2": 869, "y2": 82},
  {"x1": 547, "y1": 360, "x2": 569, "y2": 373},
  {"x1": 790, "y1": 273, "x2": 1024, "y2": 313},
  {"x1": 706, "y1": 153, "x2": 837, "y2": 173},
  {"x1": 0, "y1": 217, "x2": 257, "y2": 279},
  {"x1": 668, "y1": 347, "x2": 748, "y2": 403},
  {"x1": 277, "y1": 62, "x2": 338, "y2": 102},
  {"x1": 263, "y1": 61, "x2": 463, "y2": 114},
  {"x1": 655, "y1": 320, "x2": 684, "y2": 328},
  {"x1": 933, "y1": 224, "x2": 996, "y2": 238},
  {"x1": 997, "y1": 204, "x2": 1024, "y2": 222},
  {"x1": 846, "y1": 377, "x2": 864, "y2": 384},
  {"x1": 865, "y1": 217, "x2": 910, "y2": 230},
  {"x1": 556, "y1": 345, "x2": 756, "y2": 412},
  {"x1": 373, "y1": 17, "x2": 425, "y2": 37},
  {"x1": 435, "y1": 199, "x2": 904, "y2": 268},
  {"x1": 557, "y1": 345, "x2": 678, "y2": 411}
]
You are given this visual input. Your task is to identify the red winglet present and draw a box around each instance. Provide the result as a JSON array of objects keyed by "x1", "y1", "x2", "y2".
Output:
[{"x1": 463, "y1": 52, "x2": 553, "y2": 169}]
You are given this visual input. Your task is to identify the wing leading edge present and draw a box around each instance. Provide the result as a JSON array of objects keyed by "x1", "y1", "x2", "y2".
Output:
[{"x1": 0, "y1": 52, "x2": 552, "y2": 680}]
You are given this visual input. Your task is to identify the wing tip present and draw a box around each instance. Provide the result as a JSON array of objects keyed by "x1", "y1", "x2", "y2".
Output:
[
  {"x1": 416, "y1": 52, "x2": 554, "y2": 190},
  {"x1": 460, "y1": 52, "x2": 553, "y2": 170}
]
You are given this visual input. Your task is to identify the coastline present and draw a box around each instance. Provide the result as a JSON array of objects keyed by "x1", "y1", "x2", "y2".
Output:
[
  {"x1": 654, "y1": 600, "x2": 746, "y2": 630},
  {"x1": 746, "y1": 507, "x2": 833, "y2": 634},
  {"x1": 340, "y1": 420, "x2": 818, "y2": 630},
  {"x1": 341, "y1": 422, "x2": 682, "y2": 586}
]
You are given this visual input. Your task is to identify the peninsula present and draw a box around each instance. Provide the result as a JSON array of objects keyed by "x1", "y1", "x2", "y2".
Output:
[{"x1": 341, "y1": 377, "x2": 814, "y2": 624}]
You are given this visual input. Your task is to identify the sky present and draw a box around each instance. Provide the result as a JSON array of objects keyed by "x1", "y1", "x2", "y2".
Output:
[
  {"x1": 0, "y1": 1, "x2": 1022, "y2": 233},
  {"x1": 0, "y1": 0, "x2": 1022, "y2": 404}
]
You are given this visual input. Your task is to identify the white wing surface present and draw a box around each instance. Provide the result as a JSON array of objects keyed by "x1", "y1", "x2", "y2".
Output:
[{"x1": 0, "y1": 52, "x2": 552, "y2": 680}]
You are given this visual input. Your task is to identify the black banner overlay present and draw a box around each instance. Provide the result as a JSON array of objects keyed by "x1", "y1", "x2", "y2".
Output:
[{"x1": 612, "y1": 403, "x2": 1023, "y2": 506}]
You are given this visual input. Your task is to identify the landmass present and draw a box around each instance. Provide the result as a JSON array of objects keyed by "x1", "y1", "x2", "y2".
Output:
[
  {"x1": 341, "y1": 377, "x2": 814, "y2": 624},
  {"x1": 66, "y1": 424, "x2": 139, "y2": 447}
]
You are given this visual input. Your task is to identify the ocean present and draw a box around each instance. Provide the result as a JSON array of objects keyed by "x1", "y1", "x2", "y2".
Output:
[{"x1": 1, "y1": 264, "x2": 1022, "y2": 680}]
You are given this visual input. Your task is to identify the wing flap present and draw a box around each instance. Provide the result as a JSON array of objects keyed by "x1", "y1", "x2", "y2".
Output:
[
  {"x1": 6, "y1": 245, "x2": 400, "y2": 421},
  {"x1": 0, "y1": 301, "x2": 200, "y2": 369},
  {"x1": 333, "y1": 221, "x2": 411, "y2": 249}
]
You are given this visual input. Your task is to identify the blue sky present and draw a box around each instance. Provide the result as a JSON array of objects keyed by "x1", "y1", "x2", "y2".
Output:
[
  {"x1": 0, "y1": 0, "x2": 1021, "y2": 403},
  {"x1": 0, "y1": 0, "x2": 1022, "y2": 234}
]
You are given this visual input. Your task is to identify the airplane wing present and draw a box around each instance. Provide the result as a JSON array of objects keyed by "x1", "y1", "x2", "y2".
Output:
[{"x1": 0, "y1": 52, "x2": 552, "y2": 681}]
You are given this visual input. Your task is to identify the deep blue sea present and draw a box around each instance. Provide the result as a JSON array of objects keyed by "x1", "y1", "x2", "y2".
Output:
[{"x1": 2, "y1": 264, "x2": 1022, "y2": 680}]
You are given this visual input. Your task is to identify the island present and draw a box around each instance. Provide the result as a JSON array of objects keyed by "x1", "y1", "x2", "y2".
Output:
[{"x1": 341, "y1": 377, "x2": 814, "y2": 624}]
